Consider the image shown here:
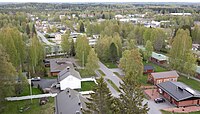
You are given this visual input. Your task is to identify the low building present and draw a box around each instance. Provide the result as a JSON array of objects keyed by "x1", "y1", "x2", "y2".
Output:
[
  {"x1": 55, "y1": 88, "x2": 88, "y2": 114},
  {"x1": 58, "y1": 67, "x2": 81, "y2": 90},
  {"x1": 148, "y1": 71, "x2": 179, "y2": 85},
  {"x1": 50, "y1": 58, "x2": 74, "y2": 76},
  {"x1": 144, "y1": 65, "x2": 154, "y2": 74},
  {"x1": 157, "y1": 81, "x2": 200, "y2": 107},
  {"x1": 150, "y1": 52, "x2": 168, "y2": 65}
]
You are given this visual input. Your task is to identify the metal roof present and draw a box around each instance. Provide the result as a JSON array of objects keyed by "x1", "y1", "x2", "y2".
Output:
[
  {"x1": 151, "y1": 71, "x2": 179, "y2": 79},
  {"x1": 158, "y1": 81, "x2": 200, "y2": 101},
  {"x1": 151, "y1": 52, "x2": 168, "y2": 61},
  {"x1": 144, "y1": 65, "x2": 154, "y2": 70}
]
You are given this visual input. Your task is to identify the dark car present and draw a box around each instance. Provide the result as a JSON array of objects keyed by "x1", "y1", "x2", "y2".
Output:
[{"x1": 154, "y1": 98, "x2": 165, "y2": 103}]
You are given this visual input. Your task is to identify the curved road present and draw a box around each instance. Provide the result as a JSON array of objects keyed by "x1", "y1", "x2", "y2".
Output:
[{"x1": 36, "y1": 31, "x2": 56, "y2": 46}]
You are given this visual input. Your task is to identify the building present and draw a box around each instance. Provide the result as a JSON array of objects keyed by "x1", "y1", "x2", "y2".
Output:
[
  {"x1": 157, "y1": 81, "x2": 200, "y2": 107},
  {"x1": 150, "y1": 52, "x2": 168, "y2": 65},
  {"x1": 58, "y1": 67, "x2": 81, "y2": 90},
  {"x1": 55, "y1": 88, "x2": 88, "y2": 114},
  {"x1": 170, "y1": 13, "x2": 192, "y2": 16},
  {"x1": 196, "y1": 66, "x2": 200, "y2": 79},
  {"x1": 148, "y1": 71, "x2": 179, "y2": 85},
  {"x1": 144, "y1": 65, "x2": 154, "y2": 74},
  {"x1": 49, "y1": 58, "x2": 74, "y2": 76}
]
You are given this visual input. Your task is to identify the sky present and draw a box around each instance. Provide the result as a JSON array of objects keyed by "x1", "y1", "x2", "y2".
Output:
[{"x1": 0, "y1": 0, "x2": 200, "y2": 3}]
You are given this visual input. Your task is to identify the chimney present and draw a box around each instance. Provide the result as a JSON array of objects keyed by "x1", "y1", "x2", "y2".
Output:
[
  {"x1": 78, "y1": 102, "x2": 81, "y2": 106},
  {"x1": 67, "y1": 66, "x2": 70, "y2": 71}
]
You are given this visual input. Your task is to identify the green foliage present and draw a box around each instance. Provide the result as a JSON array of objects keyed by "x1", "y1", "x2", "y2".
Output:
[
  {"x1": 75, "y1": 35, "x2": 91, "y2": 66},
  {"x1": 109, "y1": 42, "x2": 118, "y2": 62},
  {"x1": 70, "y1": 39, "x2": 76, "y2": 56},
  {"x1": 81, "y1": 81, "x2": 96, "y2": 91},
  {"x1": 79, "y1": 21, "x2": 85, "y2": 33},
  {"x1": 84, "y1": 77, "x2": 114, "y2": 114},
  {"x1": 192, "y1": 25, "x2": 200, "y2": 44},
  {"x1": 144, "y1": 40, "x2": 153, "y2": 62},
  {"x1": 85, "y1": 49, "x2": 99, "y2": 75},
  {"x1": 61, "y1": 33, "x2": 70, "y2": 54},
  {"x1": 169, "y1": 29, "x2": 196, "y2": 76}
]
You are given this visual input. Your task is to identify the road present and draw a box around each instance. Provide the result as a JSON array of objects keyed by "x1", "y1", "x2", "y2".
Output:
[
  {"x1": 36, "y1": 31, "x2": 56, "y2": 46},
  {"x1": 98, "y1": 62, "x2": 166, "y2": 114}
]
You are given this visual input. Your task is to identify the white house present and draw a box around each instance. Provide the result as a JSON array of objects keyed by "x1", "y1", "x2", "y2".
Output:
[{"x1": 58, "y1": 67, "x2": 81, "y2": 90}]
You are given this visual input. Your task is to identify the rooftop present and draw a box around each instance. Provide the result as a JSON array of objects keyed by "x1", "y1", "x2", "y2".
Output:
[
  {"x1": 151, "y1": 52, "x2": 168, "y2": 61},
  {"x1": 151, "y1": 70, "x2": 179, "y2": 79},
  {"x1": 196, "y1": 66, "x2": 200, "y2": 74},
  {"x1": 158, "y1": 81, "x2": 200, "y2": 101},
  {"x1": 55, "y1": 88, "x2": 88, "y2": 114},
  {"x1": 144, "y1": 65, "x2": 154, "y2": 70},
  {"x1": 58, "y1": 67, "x2": 81, "y2": 82}
]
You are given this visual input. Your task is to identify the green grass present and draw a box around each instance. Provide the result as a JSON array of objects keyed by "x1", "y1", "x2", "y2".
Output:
[
  {"x1": 139, "y1": 74, "x2": 152, "y2": 86},
  {"x1": 81, "y1": 81, "x2": 97, "y2": 91},
  {"x1": 2, "y1": 97, "x2": 54, "y2": 114},
  {"x1": 98, "y1": 69, "x2": 105, "y2": 76},
  {"x1": 161, "y1": 110, "x2": 200, "y2": 114},
  {"x1": 143, "y1": 61, "x2": 167, "y2": 72},
  {"x1": 106, "y1": 79, "x2": 120, "y2": 92},
  {"x1": 78, "y1": 69, "x2": 96, "y2": 78},
  {"x1": 178, "y1": 76, "x2": 200, "y2": 91},
  {"x1": 103, "y1": 62, "x2": 118, "y2": 68},
  {"x1": 19, "y1": 86, "x2": 43, "y2": 96}
]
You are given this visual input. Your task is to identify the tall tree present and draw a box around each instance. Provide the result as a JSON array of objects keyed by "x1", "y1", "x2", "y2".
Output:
[
  {"x1": 61, "y1": 33, "x2": 70, "y2": 56},
  {"x1": 169, "y1": 29, "x2": 196, "y2": 75},
  {"x1": 109, "y1": 42, "x2": 118, "y2": 63},
  {"x1": 144, "y1": 40, "x2": 153, "y2": 62},
  {"x1": 118, "y1": 48, "x2": 149, "y2": 114},
  {"x1": 84, "y1": 77, "x2": 114, "y2": 114},
  {"x1": 75, "y1": 36, "x2": 91, "y2": 67},
  {"x1": 26, "y1": 23, "x2": 30, "y2": 36},
  {"x1": 79, "y1": 21, "x2": 85, "y2": 33},
  {"x1": 0, "y1": 45, "x2": 17, "y2": 112},
  {"x1": 85, "y1": 49, "x2": 99, "y2": 75},
  {"x1": 70, "y1": 39, "x2": 76, "y2": 56}
]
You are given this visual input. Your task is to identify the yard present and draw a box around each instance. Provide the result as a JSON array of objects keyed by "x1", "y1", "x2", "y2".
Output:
[
  {"x1": 143, "y1": 61, "x2": 167, "y2": 72},
  {"x1": 18, "y1": 85, "x2": 43, "y2": 96},
  {"x1": 1, "y1": 98, "x2": 54, "y2": 114},
  {"x1": 97, "y1": 69, "x2": 106, "y2": 76},
  {"x1": 178, "y1": 76, "x2": 200, "y2": 91},
  {"x1": 81, "y1": 81, "x2": 97, "y2": 91},
  {"x1": 103, "y1": 61, "x2": 118, "y2": 68},
  {"x1": 78, "y1": 69, "x2": 96, "y2": 78}
]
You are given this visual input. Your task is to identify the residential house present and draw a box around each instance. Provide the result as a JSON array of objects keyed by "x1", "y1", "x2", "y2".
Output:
[
  {"x1": 192, "y1": 44, "x2": 200, "y2": 51},
  {"x1": 50, "y1": 58, "x2": 74, "y2": 76},
  {"x1": 58, "y1": 67, "x2": 81, "y2": 90},
  {"x1": 148, "y1": 71, "x2": 179, "y2": 85},
  {"x1": 150, "y1": 52, "x2": 168, "y2": 65},
  {"x1": 55, "y1": 88, "x2": 88, "y2": 114},
  {"x1": 157, "y1": 81, "x2": 200, "y2": 107},
  {"x1": 144, "y1": 65, "x2": 154, "y2": 74}
]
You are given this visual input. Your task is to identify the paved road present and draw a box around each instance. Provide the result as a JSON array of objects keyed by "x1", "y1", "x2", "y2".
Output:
[
  {"x1": 98, "y1": 62, "x2": 167, "y2": 114},
  {"x1": 36, "y1": 31, "x2": 56, "y2": 46},
  {"x1": 109, "y1": 68, "x2": 125, "y2": 76}
]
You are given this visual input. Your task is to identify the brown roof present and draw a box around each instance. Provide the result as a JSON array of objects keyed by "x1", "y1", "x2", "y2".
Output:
[{"x1": 151, "y1": 71, "x2": 179, "y2": 79}]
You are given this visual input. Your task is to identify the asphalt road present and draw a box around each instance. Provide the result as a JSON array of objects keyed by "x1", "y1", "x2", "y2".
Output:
[{"x1": 36, "y1": 31, "x2": 56, "y2": 46}]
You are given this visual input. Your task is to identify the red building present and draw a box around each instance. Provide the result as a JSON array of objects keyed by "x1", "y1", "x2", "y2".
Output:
[
  {"x1": 157, "y1": 81, "x2": 200, "y2": 107},
  {"x1": 144, "y1": 65, "x2": 154, "y2": 74},
  {"x1": 148, "y1": 71, "x2": 179, "y2": 85}
]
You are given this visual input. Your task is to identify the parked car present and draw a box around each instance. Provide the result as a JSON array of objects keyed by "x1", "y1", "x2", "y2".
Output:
[
  {"x1": 31, "y1": 77, "x2": 41, "y2": 81},
  {"x1": 154, "y1": 98, "x2": 165, "y2": 103}
]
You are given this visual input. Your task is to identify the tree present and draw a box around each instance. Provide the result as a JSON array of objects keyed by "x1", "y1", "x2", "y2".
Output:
[
  {"x1": 85, "y1": 49, "x2": 99, "y2": 75},
  {"x1": 0, "y1": 45, "x2": 17, "y2": 112},
  {"x1": 119, "y1": 49, "x2": 143, "y2": 74},
  {"x1": 84, "y1": 77, "x2": 114, "y2": 114},
  {"x1": 118, "y1": 48, "x2": 149, "y2": 114},
  {"x1": 61, "y1": 33, "x2": 70, "y2": 56},
  {"x1": 144, "y1": 40, "x2": 153, "y2": 62},
  {"x1": 70, "y1": 39, "x2": 76, "y2": 56},
  {"x1": 169, "y1": 29, "x2": 196, "y2": 76},
  {"x1": 79, "y1": 21, "x2": 85, "y2": 33},
  {"x1": 192, "y1": 25, "x2": 200, "y2": 44},
  {"x1": 75, "y1": 36, "x2": 91, "y2": 67},
  {"x1": 109, "y1": 42, "x2": 118, "y2": 63},
  {"x1": 26, "y1": 23, "x2": 30, "y2": 36}
]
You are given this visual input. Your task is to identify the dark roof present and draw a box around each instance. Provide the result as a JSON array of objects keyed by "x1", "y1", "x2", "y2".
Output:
[
  {"x1": 32, "y1": 79, "x2": 57, "y2": 89},
  {"x1": 58, "y1": 67, "x2": 81, "y2": 82},
  {"x1": 55, "y1": 88, "x2": 88, "y2": 114},
  {"x1": 49, "y1": 58, "x2": 74, "y2": 73},
  {"x1": 151, "y1": 71, "x2": 179, "y2": 79},
  {"x1": 144, "y1": 65, "x2": 154, "y2": 70},
  {"x1": 157, "y1": 81, "x2": 200, "y2": 101}
]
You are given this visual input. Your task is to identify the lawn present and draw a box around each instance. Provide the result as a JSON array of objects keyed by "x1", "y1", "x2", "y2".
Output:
[
  {"x1": 178, "y1": 76, "x2": 200, "y2": 91},
  {"x1": 78, "y1": 69, "x2": 96, "y2": 78},
  {"x1": 81, "y1": 81, "x2": 96, "y2": 91},
  {"x1": 19, "y1": 85, "x2": 43, "y2": 96},
  {"x1": 98, "y1": 69, "x2": 106, "y2": 76},
  {"x1": 143, "y1": 61, "x2": 167, "y2": 72},
  {"x1": 103, "y1": 61, "x2": 118, "y2": 68},
  {"x1": 139, "y1": 74, "x2": 152, "y2": 86},
  {"x1": 106, "y1": 79, "x2": 120, "y2": 92},
  {"x1": 1, "y1": 97, "x2": 54, "y2": 114},
  {"x1": 161, "y1": 110, "x2": 200, "y2": 114}
]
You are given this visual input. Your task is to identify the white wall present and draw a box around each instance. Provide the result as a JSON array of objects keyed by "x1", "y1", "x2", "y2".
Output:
[{"x1": 60, "y1": 75, "x2": 81, "y2": 90}]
